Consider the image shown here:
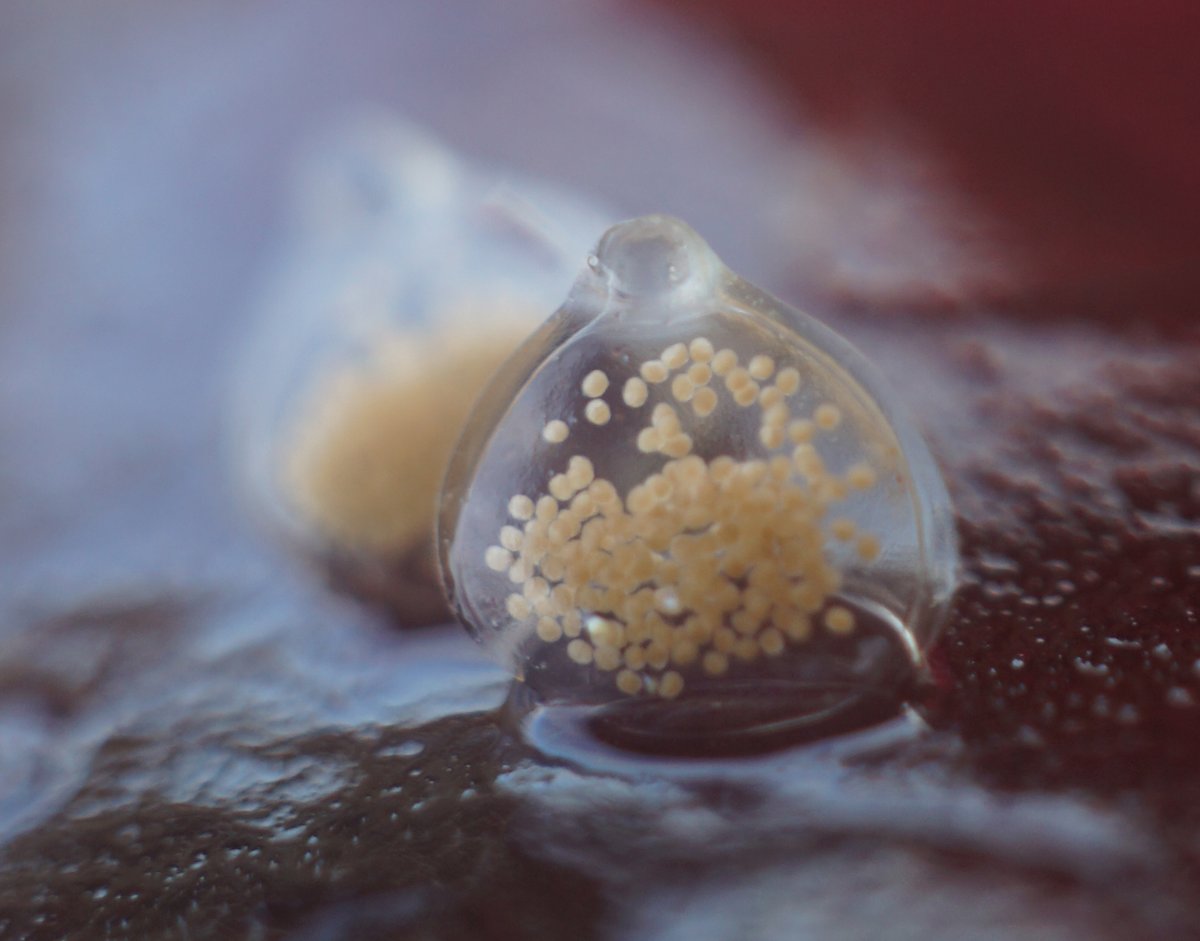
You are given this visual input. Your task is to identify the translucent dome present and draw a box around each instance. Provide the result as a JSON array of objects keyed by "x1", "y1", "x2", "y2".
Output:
[{"x1": 438, "y1": 215, "x2": 958, "y2": 747}]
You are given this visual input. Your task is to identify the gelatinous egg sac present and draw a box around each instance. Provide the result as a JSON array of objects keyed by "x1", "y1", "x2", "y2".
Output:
[
  {"x1": 231, "y1": 118, "x2": 615, "y2": 626},
  {"x1": 438, "y1": 215, "x2": 957, "y2": 716}
]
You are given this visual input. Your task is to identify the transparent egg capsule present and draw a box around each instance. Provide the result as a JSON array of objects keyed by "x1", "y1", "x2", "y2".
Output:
[
  {"x1": 438, "y1": 215, "x2": 958, "y2": 750},
  {"x1": 230, "y1": 117, "x2": 611, "y2": 623}
]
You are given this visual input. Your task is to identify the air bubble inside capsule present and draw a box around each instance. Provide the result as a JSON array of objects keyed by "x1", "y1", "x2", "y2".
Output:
[{"x1": 438, "y1": 215, "x2": 957, "y2": 751}]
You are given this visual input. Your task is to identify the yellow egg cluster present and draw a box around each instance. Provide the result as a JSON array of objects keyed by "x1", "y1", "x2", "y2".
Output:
[
  {"x1": 286, "y1": 320, "x2": 532, "y2": 554},
  {"x1": 484, "y1": 337, "x2": 880, "y2": 699}
]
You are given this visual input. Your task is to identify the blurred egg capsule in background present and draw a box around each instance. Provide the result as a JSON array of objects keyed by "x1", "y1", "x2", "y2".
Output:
[
  {"x1": 230, "y1": 116, "x2": 613, "y2": 624},
  {"x1": 438, "y1": 215, "x2": 958, "y2": 752}
]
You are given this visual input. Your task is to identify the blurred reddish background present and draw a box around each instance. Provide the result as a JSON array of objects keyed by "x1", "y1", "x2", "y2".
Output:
[{"x1": 671, "y1": 0, "x2": 1200, "y2": 311}]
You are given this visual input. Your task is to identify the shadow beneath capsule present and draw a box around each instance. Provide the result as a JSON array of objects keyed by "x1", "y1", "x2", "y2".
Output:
[
  {"x1": 585, "y1": 677, "x2": 914, "y2": 757},
  {"x1": 505, "y1": 672, "x2": 924, "y2": 765},
  {"x1": 318, "y1": 540, "x2": 452, "y2": 627}
]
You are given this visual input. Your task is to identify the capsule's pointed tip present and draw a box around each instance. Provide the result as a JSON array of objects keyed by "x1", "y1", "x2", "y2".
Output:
[{"x1": 593, "y1": 214, "x2": 716, "y2": 300}]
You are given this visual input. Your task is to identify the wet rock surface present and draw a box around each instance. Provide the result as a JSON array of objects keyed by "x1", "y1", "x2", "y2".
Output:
[{"x1": 2, "y1": 3, "x2": 1199, "y2": 939}]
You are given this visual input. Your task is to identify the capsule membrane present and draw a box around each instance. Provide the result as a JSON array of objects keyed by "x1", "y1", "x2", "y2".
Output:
[{"x1": 439, "y1": 215, "x2": 957, "y2": 748}]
